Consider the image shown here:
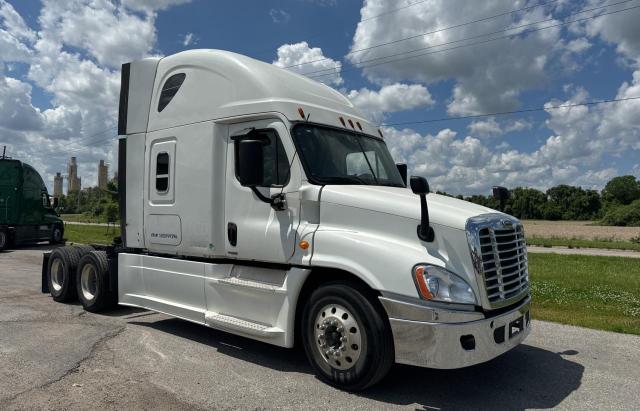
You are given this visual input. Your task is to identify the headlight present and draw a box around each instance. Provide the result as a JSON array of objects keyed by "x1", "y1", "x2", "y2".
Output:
[{"x1": 412, "y1": 265, "x2": 477, "y2": 305}]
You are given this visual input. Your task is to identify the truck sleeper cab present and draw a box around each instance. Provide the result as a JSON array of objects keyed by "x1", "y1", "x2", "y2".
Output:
[
  {"x1": 43, "y1": 49, "x2": 530, "y2": 391},
  {"x1": 0, "y1": 158, "x2": 63, "y2": 250}
]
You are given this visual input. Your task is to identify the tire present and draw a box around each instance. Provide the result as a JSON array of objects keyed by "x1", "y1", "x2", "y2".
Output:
[
  {"x1": 0, "y1": 230, "x2": 7, "y2": 251},
  {"x1": 50, "y1": 224, "x2": 64, "y2": 245},
  {"x1": 76, "y1": 250, "x2": 112, "y2": 313},
  {"x1": 48, "y1": 247, "x2": 80, "y2": 302},
  {"x1": 71, "y1": 244, "x2": 94, "y2": 256},
  {"x1": 301, "y1": 281, "x2": 395, "y2": 391}
]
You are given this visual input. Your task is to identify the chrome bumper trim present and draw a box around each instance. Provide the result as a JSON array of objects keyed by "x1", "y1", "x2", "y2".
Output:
[{"x1": 381, "y1": 296, "x2": 531, "y2": 369}]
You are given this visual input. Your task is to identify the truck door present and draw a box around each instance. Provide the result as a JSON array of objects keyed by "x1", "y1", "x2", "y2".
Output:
[{"x1": 225, "y1": 119, "x2": 300, "y2": 263}]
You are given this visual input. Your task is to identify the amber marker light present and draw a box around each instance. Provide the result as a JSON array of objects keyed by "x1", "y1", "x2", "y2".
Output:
[
  {"x1": 339, "y1": 116, "x2": 346, "y2": 127},
  {"x1": 298, "y1": 107, "x2": 306, "y2": 119},
  {"x1": 299, "y1": 240, "x2": 310, "y2": 250},
  {"x1": 414, "y1": 266, "x2": 434, "y2": 300},
  {"x1": 348, "y1": 119, "x2": 355, "y2": 129},
  {"x1": 356, "y1": 121, "x2": 362, "y2": 131}
]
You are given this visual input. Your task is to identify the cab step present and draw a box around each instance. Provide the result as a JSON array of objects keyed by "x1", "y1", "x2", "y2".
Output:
[
  {"x1": 217, "y1": 276, "x2": 284, "y2": 293},
  {"x1": 205, "y1": 312, "x2": 284, "y2": 337}
]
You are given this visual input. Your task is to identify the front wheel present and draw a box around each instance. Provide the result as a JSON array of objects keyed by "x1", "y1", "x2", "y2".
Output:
[
  {"x1": 301, "y1": 282, "x2": 394, "y2": 391},
  {"x1": 50, "y1": 224, "x2": 64, "y2": 245}
]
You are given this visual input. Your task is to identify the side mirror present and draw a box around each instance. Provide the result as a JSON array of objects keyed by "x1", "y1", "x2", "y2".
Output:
[
  {"x1": 396, "y1": 163, "x2": 407, "y2": 185},
  {"x1": 410, "y1": 176, "x2": 434, "y2": 242},
  {"x1": 237, "y1": 139, "x2": 264, "y2": 186},
  {"x1": 410, "y1": 175, "x2": 430, "y2": 195},
  {"x1": 492, "y1": 186, "x2": 509, "y2": 212}
]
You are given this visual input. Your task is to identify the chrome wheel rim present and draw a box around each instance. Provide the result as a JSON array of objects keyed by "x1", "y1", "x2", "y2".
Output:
[
  {"x1": 314, "y1": 303, "x2": 362, "y2": 370},
  {"x1": 50, "y1": 258, "x2": 64, "y2": 292},
  {"x1": 80, "y1": 264, "x2": 97, "y2": 301}
]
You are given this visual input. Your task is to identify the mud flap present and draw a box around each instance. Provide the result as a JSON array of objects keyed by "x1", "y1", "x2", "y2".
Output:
[{"x1": 41, "y1": 251, "x2": 51, "y2": 293}]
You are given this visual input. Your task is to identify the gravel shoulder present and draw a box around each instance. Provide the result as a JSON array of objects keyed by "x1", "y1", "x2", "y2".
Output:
[{"x1": 1, "y1": 247, "x2": 639, "y2": 410}]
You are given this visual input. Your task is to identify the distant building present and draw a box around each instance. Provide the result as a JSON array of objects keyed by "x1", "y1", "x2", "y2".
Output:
[
  {"x1": 98, "y1": 160, "x2": 108, "y2": 189},
  {"x1": 68, "y1": 157, "x2": 81, "y2": 193},
  {"x1": 53, "y1": 172, "x2": 63, "y2": 197}
]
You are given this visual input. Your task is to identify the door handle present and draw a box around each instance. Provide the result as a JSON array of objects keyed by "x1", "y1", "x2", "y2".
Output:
[{"x1": 227, "y1": 222, "x2": 237, "y2": 247}]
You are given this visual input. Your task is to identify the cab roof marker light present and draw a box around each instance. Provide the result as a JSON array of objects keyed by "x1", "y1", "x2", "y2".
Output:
[
  {"x1": 339, "y1": 117, "x2": 346, "y2": 127},
  {"x1": 378, "y1": 129, "x2": 384, "y2": 138},
  {"x1": 356, "y1": 121, "x2": 362, "y2": 131},
  {"x1": 298, "y1": 107, "x2": 305, "y2": 119},
  {"x1": 348, "y1": 119, "x2": 355, "y2": 129}
]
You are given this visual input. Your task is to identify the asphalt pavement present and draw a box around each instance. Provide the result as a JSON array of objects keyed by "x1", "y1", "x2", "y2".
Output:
[{"x1": 1, "y1": 247, "x2": 638, "y2": 410}]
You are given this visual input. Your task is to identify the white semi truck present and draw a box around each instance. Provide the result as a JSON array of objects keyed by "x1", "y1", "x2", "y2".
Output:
[{"x1": 42, "y1": 49, "x2": 531, "y2": 390}]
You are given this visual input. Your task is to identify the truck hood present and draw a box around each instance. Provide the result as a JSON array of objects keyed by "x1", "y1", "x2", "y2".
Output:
[{"x1": 320, "y1": 185, "x2": 497, "y2": 230}]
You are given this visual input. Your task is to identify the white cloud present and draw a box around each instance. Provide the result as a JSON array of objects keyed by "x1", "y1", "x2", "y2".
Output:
[
  {"x1": 269, "y1": 9, "x2": 291, "y2": 24},
  {"x1": 0, "y1": 76, "x2": 44, "y2": 131},
  {"x1": 349, "y1": 0, "x2": 569, "y2": 116},
  {"x1": 121, "y1": 0, "x2": 192, "y2": 12},
  {"x1": 38, "y1": 0, "x2": 157, "y2": 69},
  {"x1": 182, "y1": 32, "x2": 196, "y2": 46},
  {"x1": 0, "y1": 0, "x2": 190, "y2": 189},
  {"x1": 468, "y1": 117, "x2": 531, "y2": 138},
  {"x1": 347, "y1": 83, "x2": 434, "y2": 122},
  {"x1": 273, "y1": 41, "x2": 343, "y2": 85},
  {"x1": 582, "y1": 0, "x2": 640, "y2": 65}
]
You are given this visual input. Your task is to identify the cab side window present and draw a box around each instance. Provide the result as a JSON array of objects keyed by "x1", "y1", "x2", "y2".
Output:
[{"x1": 156, "y1": 152, "x2": 170, "y2": 192}]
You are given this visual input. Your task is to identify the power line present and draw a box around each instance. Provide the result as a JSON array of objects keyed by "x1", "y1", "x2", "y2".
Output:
[
  {"x1": 360, "y1": 0, "x2": 431, "y2": 22},
  {"x1": 284, "y1": 0, "x2": 564, "y2": 69},
  {"x1": 380, "y1": 96, "x2": 640, "y2": 127},
  {"x1": 308, "y1": 1, "x2": 639, "y2": 78}
]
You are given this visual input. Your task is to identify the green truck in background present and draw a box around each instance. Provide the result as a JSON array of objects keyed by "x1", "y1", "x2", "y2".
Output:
[{"x1": 0, "y1": 155, "x2": 64, "y2": 250}]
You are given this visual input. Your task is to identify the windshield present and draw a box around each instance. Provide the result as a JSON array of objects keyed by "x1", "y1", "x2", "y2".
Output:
[{"x1": 292, "y1": 124, "x2": 405, "y2": 187}]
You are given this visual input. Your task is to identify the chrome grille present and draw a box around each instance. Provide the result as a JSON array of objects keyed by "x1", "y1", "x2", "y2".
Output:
[{"x1": 466, "y1": 214, "x2": 529, "y2": 308}]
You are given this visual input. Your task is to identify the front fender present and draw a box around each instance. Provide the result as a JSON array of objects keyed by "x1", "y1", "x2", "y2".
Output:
[{"x1": 311, "y1": 203, "x2": 479, "y2": 299}]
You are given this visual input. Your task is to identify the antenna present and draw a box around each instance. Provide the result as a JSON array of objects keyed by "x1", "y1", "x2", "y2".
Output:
[{"x1": 1, "y1": 146, "x2": 5, "y2": 159}]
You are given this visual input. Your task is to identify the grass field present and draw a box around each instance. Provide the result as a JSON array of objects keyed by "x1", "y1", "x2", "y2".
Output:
[
  {"x1": 527, "y1": 235, "x2": 640, "y2": 251},
  {"x1": 529, "y1": 253, "x2": 640, "y2": 335},
  {"x1": 64, "y1": 223, "x2": 120, "y2": 245},
  {"x1": 61, "y1": 214, "x2": 117, "y2": 224}
]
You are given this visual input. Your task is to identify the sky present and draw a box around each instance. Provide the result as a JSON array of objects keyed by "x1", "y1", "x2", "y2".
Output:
[{"x1": 0, "y1": 0, "x2": 639, "y2": 195}]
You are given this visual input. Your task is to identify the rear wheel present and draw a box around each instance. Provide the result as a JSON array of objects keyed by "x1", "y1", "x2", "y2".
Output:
[
  {"x1": 48, "y1": 247, "x2": 79, "y2": 302},
  {"x1": 301, "y1": 282, "x2": 394, "y2": 391},
  {"x1": 76, "y1": 251, "x2": 112, "y2": 312}
]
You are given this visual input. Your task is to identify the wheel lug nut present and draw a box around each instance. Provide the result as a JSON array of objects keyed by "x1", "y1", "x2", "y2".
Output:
[
  {"x1": 341, "y1": 345, "x2": 346, "y2": 351},
  {"x1": 336, "y1": 326, "x2": 344, "y2": 332},
  {"x1": 340, "y1": 336, "x2": 347, "y2": 342}
]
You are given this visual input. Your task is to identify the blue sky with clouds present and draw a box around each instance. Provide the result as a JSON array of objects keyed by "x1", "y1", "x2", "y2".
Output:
[{"x1": 1, "y1": 0, "x2": 639, "y2": 194}]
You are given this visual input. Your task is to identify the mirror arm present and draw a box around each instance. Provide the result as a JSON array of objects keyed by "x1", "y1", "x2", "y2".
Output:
[
  {"x1": 249, "y1": 186, "x2": 287, "y2": 211},
  {"x1": 417, "y1": 194, "x2": 435, "y2": 242}
]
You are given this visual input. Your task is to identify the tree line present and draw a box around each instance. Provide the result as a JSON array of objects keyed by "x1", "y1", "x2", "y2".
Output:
[
  {"x1": 57, "y1": 177, "x2": 119, "y2": 223},
  {"x1": 438, "y1": 175, "x2": 640, "y2": 226}
]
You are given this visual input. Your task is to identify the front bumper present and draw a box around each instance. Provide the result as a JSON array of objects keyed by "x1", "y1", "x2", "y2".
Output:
[{"x1": 380, "y1": 296, "x2": 531, "y2": 369}]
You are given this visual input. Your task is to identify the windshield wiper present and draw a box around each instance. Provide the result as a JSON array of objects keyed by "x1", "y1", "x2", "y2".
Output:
[{"x1": 314, "y1": 176, "x2": 367, "y2": 185}]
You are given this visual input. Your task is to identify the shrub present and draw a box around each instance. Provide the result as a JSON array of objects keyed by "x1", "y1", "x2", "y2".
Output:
[{"x1": 601, "y1": 200, "x2": 640, "y2": 227}]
